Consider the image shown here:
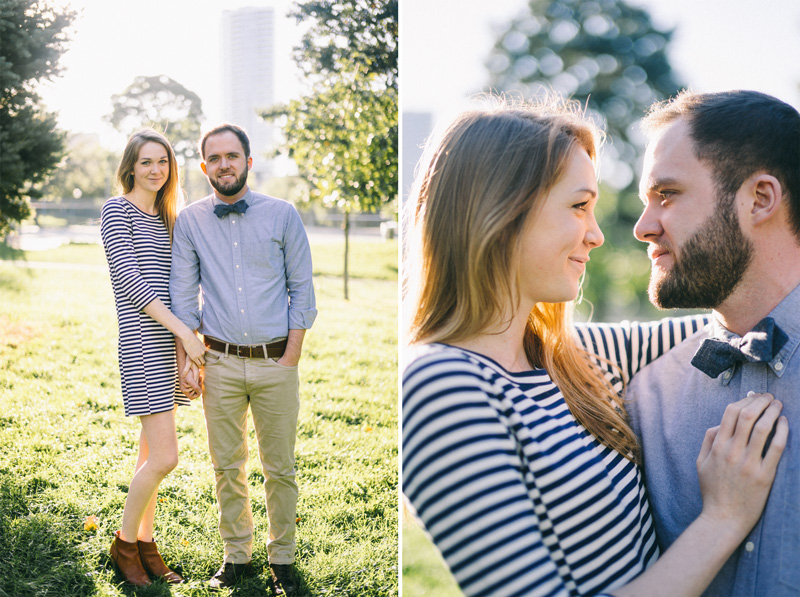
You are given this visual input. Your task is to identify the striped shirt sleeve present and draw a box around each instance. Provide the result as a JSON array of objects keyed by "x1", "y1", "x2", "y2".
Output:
[
  {"x1": 100, "y1": 200, "x2": 158, "y2": 311},
  {"x1": 403, "y1": 351, "x2": 570, "y2": 597},
  {"x1": 575, "y1": 315, "x2": 710, "y2": 388}
]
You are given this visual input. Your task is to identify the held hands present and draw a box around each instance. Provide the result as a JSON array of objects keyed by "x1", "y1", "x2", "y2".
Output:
[
  {"x1": 180, "y1": 362, "x2": 203, "y2": 400},
  {"x1": 180, "y1": 332, "x2": 206, "y2": 370},
  {"x1": 696, "y1": 392, "x2": 788, "y2": 539}
]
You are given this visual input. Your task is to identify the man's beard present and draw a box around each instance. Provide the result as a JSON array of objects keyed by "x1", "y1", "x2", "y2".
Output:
[
  {"x1": 209, "y1": 169, "x2": 248, "y2": 198},
  {"x1": 649, "y1": 198, "x2": 753, "y2": 309}
]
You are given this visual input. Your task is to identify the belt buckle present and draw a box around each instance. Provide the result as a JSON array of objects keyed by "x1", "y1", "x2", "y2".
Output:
[{"x1": 235, "y1": 344, "x2": 250, "y2": 358}]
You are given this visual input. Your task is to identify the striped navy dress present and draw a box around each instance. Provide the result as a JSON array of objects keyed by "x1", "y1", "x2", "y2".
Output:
[
  {"x1": 100, "y1": 196, "x2": 187, "y2": 416},
  {"x1": 402, "y1": 316, "x2": 707, "y2": 597}
]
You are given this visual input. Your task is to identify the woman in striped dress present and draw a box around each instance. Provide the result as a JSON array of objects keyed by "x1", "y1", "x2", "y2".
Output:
[
  {"x1": 101, "y1": 129, "x2": 206, "y2": 587},
  {"x1": 402, "y1": 99, "x2": 787, "y2": 596}
]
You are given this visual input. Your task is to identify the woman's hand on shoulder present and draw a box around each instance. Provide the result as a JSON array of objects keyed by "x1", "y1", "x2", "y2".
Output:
[{"x1": 696, "y1": 392, "x2": 788, "y2": 538}]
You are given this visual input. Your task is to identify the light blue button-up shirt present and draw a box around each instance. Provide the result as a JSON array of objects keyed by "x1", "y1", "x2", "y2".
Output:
[
  {"x1": 628, "y1": 283, "x2": 800, "y2": 596},
  {"x1": 170, "y1": 190, "x2": 317, "y2": 344}
]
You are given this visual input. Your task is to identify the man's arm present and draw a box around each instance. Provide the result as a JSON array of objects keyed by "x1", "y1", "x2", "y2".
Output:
[
  {"x1": 170, "y1": 212, "x2": 203, "y2": 398},
  {"x1": 283, "y1": 206, "x2": 317, "y2": 331},
  {"x1": 277, "y1": 328, "x2": 305, "y2": 367}
]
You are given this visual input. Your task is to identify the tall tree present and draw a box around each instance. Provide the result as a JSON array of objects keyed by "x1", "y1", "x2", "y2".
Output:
[
  {"x1": 489, "y1": 0, "x2": 683, "y2": 318},
  {"x1": 0, "y1": 0, "x2": 75, "y2": 237},
  {"x1": 264, "y1": 0, "x2": 398, "y2": 299}
]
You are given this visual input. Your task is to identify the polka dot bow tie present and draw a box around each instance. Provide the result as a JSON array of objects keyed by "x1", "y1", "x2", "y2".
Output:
[
  {"x1": 691, "y1": 317, "x2": 788, "y2": 379},
  {"x1": 213, "y1": 200, "x2": 248, "y2": 218}
]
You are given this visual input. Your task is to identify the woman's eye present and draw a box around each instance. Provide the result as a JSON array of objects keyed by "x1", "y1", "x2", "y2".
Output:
[{"x1": 573, "y1": 202, "x2": 588, "y2": 211}]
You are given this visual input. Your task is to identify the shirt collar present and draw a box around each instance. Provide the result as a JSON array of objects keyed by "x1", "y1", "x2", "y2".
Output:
[
  {"x1": 709, "y1": 281, "x2": 800, "y2": 378},
  {"x1": 210, "y1": 189, "x2": 254, "y2": 209}
]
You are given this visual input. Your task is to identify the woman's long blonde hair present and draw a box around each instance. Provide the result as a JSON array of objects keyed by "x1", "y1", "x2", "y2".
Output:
[
  {"x1": 404, "y1": 97, "x2": 638, "y2": 460},
  {"x1": 116, "y1": 129, "x2": 182, "y2": 240}
]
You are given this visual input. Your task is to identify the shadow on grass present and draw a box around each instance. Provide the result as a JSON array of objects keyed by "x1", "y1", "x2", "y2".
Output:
[{"x1": 0, "y1": 242, "x2": 25, "y2": 262}]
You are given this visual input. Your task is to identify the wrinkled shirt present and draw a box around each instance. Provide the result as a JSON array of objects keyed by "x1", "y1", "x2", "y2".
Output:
[
  {"x1": 170, "y1": 190, "x2": 317, "y2": 344},
  {"x1": 628, "y1": 283, "x2": 800, "y2": 596}
]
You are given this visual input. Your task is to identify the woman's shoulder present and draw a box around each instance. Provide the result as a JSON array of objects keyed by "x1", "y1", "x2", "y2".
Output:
[
  {"x1": 403, "y1": 343, "x2": 484, "y2": 379},
  {"x1": 101, "y1": 196, "x2": 128, "y2": 214}
]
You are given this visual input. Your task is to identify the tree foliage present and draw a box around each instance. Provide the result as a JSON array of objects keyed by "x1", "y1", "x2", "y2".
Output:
[
  {"x1": 489, "y1": 0, "x2": 683, "y2": 318},
  {"x1": 263, "y1": 70, "x2": 397, "y2": 213},
  {"x1": 0, "y1": 0, "x2": 75, "y2": 236},
  {"x1": 106, "y1": 75, "x2": 204, "y2": 164},
  {"x1": 264, "y1": 0, "x2": 398, "y2": 298},
  {"x1": 289, "y1": 0, "x2": 398, "y2": 87},
  {"x1": 40, "y1": 134, "x2": 119, "y2": 201}
]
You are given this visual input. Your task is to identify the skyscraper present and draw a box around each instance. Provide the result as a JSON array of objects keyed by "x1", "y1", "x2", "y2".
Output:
[{"x1": 221, "y1": 6, "x2": 275, "y2": 186}]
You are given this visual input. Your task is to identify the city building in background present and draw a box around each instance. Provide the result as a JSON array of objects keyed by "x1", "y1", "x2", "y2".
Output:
[{"x1": 221, "y1": 6, "x2": 275, "y2": 187}]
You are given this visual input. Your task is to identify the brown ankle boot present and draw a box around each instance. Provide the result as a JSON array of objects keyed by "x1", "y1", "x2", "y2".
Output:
[
  {"x1": 110, "y1": 531, "x2": 151, "y2": 586},
  {"x1": 138, "y1": 538, "x2": 185, "y2": 584}
]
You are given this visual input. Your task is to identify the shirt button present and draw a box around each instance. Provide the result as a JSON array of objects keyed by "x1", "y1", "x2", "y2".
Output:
[
  {"x1": 236, "y1": 264, "x2": 240, "y2": 269},
  {"x1": 240, "y1": 309, "x2": 245, "y2": 314},
  {"x1": 244, "y1": 332, "x2": 248, "y2": 337},
  {"x1": 723, "y1": 370, "x2": 732, "y2": 380},
  {"x1": 234, "y1": 242, "x2": 238, "y2": 247},
  {"x1": 232, "y1": 220, "x2": 236, "y2": 224},
  {"x1": 775, "y1": 361, "x2": 784, "y2": 371},
  {"x1": 238, "y1": 287, "x2": 242, "y2": 292},
  {"x1": 745, "y1": 541, "x2": 755, "y2": 552}
]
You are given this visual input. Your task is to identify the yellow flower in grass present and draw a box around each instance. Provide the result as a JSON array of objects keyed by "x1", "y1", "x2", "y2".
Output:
[{"x1": 84, "y1": 515, "x2": 99, "y2": 531}]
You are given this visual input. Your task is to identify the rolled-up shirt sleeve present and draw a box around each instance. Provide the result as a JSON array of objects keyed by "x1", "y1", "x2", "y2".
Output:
[
  {"x1": 169, "y1": 213, "x2": 202, "y2": 331},
  {"x1": 100, "y1": 201, "x2": 157, "y2": 311},
  {"x1": 283, "y1": 206, "x2": 317, "y2": 329}
]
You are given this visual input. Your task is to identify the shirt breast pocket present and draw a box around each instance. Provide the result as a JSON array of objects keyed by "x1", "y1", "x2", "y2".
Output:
[
  {"x1": 780, "y1": 461, "x2": 800, "y2": 589},
  {"x1": 245, "y1": 236, "x2": 284, "y2": 280}
]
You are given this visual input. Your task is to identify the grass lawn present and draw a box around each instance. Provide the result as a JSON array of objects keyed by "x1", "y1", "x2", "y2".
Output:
[
  {"x1": 401, "y1": 512, "x2": 460, "y2": 597},
  {"x1": 0, "y1": 239, "x2": 398, "y2": 597}
]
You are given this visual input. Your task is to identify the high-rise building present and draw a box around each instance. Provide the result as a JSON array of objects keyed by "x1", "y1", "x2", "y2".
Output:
[{"x1": 221, "y1": 7, "x2": 275, "y2": 187}]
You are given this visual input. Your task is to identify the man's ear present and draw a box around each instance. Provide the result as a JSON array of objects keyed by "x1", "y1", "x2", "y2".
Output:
[
  {"x1": 201, "y1": 162, "x2": 208, "y2": 175},
  {"x1": 747, "y1": 173, "x2": 784, "y2": 226}
]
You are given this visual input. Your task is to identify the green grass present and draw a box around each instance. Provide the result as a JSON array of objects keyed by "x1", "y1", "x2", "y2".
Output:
[
  {"x1": 401, "y1": 515, "x2": 461, "y2": 597},
  {"x1": 0, "y1": 240, "x2": 397, "y2": 597},
  {"x1": 309, "y1": 239, "x2": 398, "y2": 281}
]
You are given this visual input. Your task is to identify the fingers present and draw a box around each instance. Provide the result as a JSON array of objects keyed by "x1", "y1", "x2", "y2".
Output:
[
  {"x1": 762, "y1": 415, "x2": 789, "y2": 470},
  {"x1": 717, "y1": 392, "x2": 773, "y2": 448},
  {"x1": 747, "y1": 398, "x2": 784, "y2": 460},
  {"x1": 697, "y1": 425, "x2": 720, "y2": 466}
]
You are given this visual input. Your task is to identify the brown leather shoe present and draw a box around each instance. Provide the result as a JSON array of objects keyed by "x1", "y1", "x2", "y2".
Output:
[
  {"x1": 269, "y1": 563, "x2": 297, "y2": 596},
  {"x1": 138, "y1": 538, "x2": 185, "y2": 584},
  {"x1": 109, "y1": 531, "x2": 151, "y2": 587},
  {"x1": 208, "y1": 562, "x2": 254, "y2": 589}
]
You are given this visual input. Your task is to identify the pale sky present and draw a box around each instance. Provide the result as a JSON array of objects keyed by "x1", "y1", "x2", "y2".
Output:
[
  {"x1": 401, "y1": 0, "x2": 800, "y2": 121},
  {"x1": 39, "y1": 0, "x2": 305, "y2": 147},
  {"x1": 38, "y1": 0, "x2": 800, "y2": 148}
]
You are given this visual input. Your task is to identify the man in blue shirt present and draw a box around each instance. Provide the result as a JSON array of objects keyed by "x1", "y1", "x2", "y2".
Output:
[
  {"x1": 627, "y1": 90, "x2": 800, "y2": 595},
  {"x1": 170, "y1": 123, "x2": 316, "y2": 596}
]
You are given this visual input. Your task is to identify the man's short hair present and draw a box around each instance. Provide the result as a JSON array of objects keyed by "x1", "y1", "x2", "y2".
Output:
[
  {"x1": 200, "y1": 124, "x2": 251, "y2": 160},
  {"x1": 643, "y1": 90, "x2": 800, "y2": 239}
]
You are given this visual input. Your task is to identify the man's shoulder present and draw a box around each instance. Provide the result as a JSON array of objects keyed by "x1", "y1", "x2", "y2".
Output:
[
  {"x1": 176, "y1": 196, "x2": 215, "y2": 226},
  {"x1": 249, "y1": 192, "x2": 296, "y2": 212}
]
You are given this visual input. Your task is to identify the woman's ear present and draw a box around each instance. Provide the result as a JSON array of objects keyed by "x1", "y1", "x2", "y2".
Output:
[{"x1": 747, "y1": 173, "x2": 784, "y2": 226}]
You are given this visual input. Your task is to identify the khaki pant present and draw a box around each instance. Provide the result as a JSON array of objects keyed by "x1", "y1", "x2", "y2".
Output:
[{"x1": 202, "y1": 349, "x2": 299, "y2": 564}]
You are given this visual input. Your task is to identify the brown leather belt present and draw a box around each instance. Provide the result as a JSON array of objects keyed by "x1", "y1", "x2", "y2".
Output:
[{"x1": 204, "y1": 336, "x2": 287, "y2": 359}]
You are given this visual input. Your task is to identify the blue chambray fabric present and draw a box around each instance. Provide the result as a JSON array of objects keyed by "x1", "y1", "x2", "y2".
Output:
[{"x1": 628, "y1": 283, "x2": 800, "y2": 596}]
